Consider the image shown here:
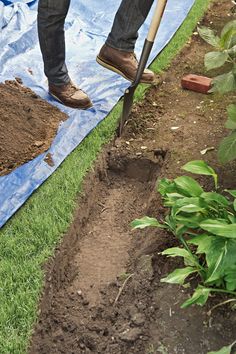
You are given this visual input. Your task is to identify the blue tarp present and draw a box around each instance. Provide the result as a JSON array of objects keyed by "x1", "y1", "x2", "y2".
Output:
[{"x1": 0, "y1": 0, "x2": 195, "y2": 228}]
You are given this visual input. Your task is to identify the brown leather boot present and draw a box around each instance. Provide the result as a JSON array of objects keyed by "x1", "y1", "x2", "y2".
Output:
[
  {"x1": 49, "y1": 81, "x2": 92, "y2": 109},
  {"x1": 96, "y1": 44, "x2": 155, "y2": 84}
]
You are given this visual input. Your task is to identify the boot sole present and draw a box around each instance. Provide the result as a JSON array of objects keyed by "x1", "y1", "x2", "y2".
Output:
[
  {"x1": 96, "y1": 56, "x2": 154, "y2": 85},
  {"x1": 49, "y1": 92, "x2": 93, "y2": 110}
]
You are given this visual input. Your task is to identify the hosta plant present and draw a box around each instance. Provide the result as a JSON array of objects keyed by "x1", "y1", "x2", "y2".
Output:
[
  {"x1": 198, "y1": 21, "x2": 236, "y2": 93},
  {"x1": 218, "y1": 104, "x2": 236, "y2": 163},
  {"x1": 131, "y1": 161, "x2": 236, "y2": 308}
]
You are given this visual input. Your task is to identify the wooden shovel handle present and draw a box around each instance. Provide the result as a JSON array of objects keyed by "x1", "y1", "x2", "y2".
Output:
[{"x1": 147, "y1": 0, "x2": 168, "y2": 43}]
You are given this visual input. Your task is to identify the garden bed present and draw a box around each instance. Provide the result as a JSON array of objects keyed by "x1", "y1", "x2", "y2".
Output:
[
  {"x1": 0, "y1": 80, "x2": 67, "y2": 175},
  {"x1": 29, "y1": 1, "x2": 236, "y2": 353}
]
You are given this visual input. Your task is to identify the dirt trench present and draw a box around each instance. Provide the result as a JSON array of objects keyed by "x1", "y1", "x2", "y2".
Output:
[{"x1": 29, "y1": 150, "x2": 165, "y2": 354}]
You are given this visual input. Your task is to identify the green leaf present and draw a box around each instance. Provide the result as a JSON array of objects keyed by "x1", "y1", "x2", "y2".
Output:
[
  {"x1": 182, "y1": 160, "x2": 216, "y2": 176},
  {"x1": 225, "y1": 190, "x2": 236, "y2": 198},
  {"x1": 234, "y1": 199, "x2": 236, "y2": 212},
  {"x1": 165, "y1": 215, "x2": 177, "y2": 232},
  {"x1": 166, "y1": 192, "x2": 185, "y2": 199},
  {"x1": 181, "y1": 286, "x2": 211, "y2": 308},
  {"x1": 157, "y1": 178, "x2": 176, "y2": 196},
  {"x1": 174, "y1": 176, "x2": 203, "y2": 197},
  {"x1": 189, "y1": 234, "x2": 234, "y2": 284},
  {"x1": 176, "y1": 214, "x2": 205, "y2": 228},
  {"x1": 198, "y1": 26, "x2": 220, "y2": 48},
  {"x1": 172, "y1": 197, "x2": 206, "y2": 217},
  {"x1": 188, "y1": 234, "x2": 212, "y2": 255},
  {"x1": 161, "y1": 267, "x2": 197, "y2": 285},
  {"x1": 221, "y1": 28, "x2": 236, "y2": 50},
  {"x1": 227, "y1": 44, "x2": 236, "y2": 56},
  {"x1": 210, "y1": 71, "x2": 236, "y2": 94},
  {"x1": 221, "y1": 20, "x2": 236, "y2": 36},
  {"x1": 206, "y1": 240, "x2": 228, "y2": 283},
  {"x1": 208, "y1": 341, "x2": 236, "y2": 354},
  {"x1": 175, "y1": 214, "x2": 206, "y2": 229},
  {"x1": 218, "y1": 131, "x2": 236, "y2": 164},
  {"x1": 205, "y1": 51, "x2": 228, "y2": 71},
  {"x1": 224, "y1": 267, "x2": 236, "y2": 291},
  {"x1": 201, "y1": 192, "x2": 229, "y2": 206},
  {"x1": 205, "y1": 238, "x2": 236, "y2": 284},
  {"x1": 227, "y1": 104, "x2": 236, "y2": 121},
  {"x1": 225, "y1": 104, "x2": 236, "y2": 130},
  {"x1": 175, "y1": 225, "x2": 189, "y2": 238},
  {"x1": 221, "y1": 20, "x2": 236, "y2": 48},
  {"x1": 177, "y1": 203, "x2": 205, "y2": 214},
  {"x1": 189, "y1": 234, "x2": 236, "y2": 285},
  {"x1": 232, "y1": 63, "x2": 236, "y2": 76},
  {"x1": 228, "y1": 214, "x2": 236, "y2": 224},
  {"x1": 200, "y1": 220, "x2": 236, "y2": 238},
  {"x1": 182, "y1": 160, "x2": 218, "y2": 188},
  {"x1": 131, "y1": 216, "x2": 162, "y2": 230},
  {"x1": 225, "y1": 118, "x2": 236, "y2": 130},
  {"x1": 163, "y1": 192, "x2": 185, "y2": 207},
  {"x1": 161, "y1": 247, "x2": 195, "y2": 266},
  {"x1": 225, "y1": 120, "x2": 236, "y2": 130}
]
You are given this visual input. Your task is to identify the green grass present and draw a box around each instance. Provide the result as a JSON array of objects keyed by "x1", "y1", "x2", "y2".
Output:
[{"x1": 0, "y1": 1, "x2": 211, "y2": 352}]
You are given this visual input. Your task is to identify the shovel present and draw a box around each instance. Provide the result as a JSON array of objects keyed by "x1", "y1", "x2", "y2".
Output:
[{"x1": 118, "y1": 0, "x2": 168, "y2": 136}]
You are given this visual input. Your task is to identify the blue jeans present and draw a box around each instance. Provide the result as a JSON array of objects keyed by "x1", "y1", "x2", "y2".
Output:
[{"x1": 38, "y1": 0, "x2": 154, "y2": 85}]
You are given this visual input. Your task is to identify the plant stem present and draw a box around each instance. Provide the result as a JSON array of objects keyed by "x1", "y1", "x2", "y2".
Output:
[
  {"x1": 179, "y1": 235, "x2": 205, "y2": 272},
  {"x1": 207, "y1": 287, "x2": 236, "y2": 296},
  {"x1": 213, "y1": 173, "x2": 218, "y2": 190},
  {"x1": 207, "y1": 298, "x2": 236, "y2": 315}
]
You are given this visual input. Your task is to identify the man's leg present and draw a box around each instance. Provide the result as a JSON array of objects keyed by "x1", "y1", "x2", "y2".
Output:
[
  {"x1": 97, "y1": 0, "x2": 155, "y2": 84},
  {"x1": 38, "y1": 0, "x2": 71, "y2": 85},
  {"x1": 106, "y1": 0, "x2": 154, "y2": 52},
  {"x1": 38, "y1": 0, "x2": 92, "y2": 109}
]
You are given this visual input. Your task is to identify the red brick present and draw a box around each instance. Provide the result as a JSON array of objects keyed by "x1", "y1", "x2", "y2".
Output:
[{"x1": 181, "y1": 74, "x2": 213, "y2": 94}]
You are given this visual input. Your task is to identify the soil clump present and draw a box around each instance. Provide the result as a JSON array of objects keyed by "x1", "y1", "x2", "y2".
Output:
[{"x1": 0, "y1": 80, "x2": 67, "y2": 175}]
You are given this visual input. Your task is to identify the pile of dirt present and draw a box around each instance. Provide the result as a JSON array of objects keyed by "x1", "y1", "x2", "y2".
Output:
[
  {"x1": 29, "y1": 1, "x2": 236, "y2": 354},
  {"x1": 0, "y1": 80, "x2": 67, "y2": 176}
]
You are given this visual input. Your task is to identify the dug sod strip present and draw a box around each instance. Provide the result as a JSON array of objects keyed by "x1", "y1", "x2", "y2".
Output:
[
  {"x1": 0, "y1": 80, "x2": 67, "y2": 175},
  {"x1": 29, "y1": 1, "x2": 236, "y2": 354}
]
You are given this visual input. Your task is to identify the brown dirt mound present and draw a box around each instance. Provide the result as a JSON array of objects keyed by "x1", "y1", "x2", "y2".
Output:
[{"x1": 0, "y1": 79, "x2": 67, "y2": 176}]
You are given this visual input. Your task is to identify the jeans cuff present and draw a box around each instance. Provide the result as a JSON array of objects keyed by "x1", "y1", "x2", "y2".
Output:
[
  {"x1": 105, "y1": 39, "x2": 134, "y2": 53},
  {"x1": 48, "y1": 76, "x2": 71, "y2": 86}
]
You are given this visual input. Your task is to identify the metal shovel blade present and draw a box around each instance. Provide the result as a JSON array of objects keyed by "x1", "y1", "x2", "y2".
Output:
[
  {"x1": 118, "y1": 39, "x2": 154, "y2": 137},
  {"x1": 118, "y1": 85, "x2": 136, "y2": 136}
]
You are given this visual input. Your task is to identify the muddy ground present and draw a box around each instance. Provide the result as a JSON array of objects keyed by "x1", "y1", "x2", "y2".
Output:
[
  {"x1": 29, "y1": 1, "x2": 236, "y2": 354},
  {"x1": 0, "y1": 80, "x2": 67, "y2": 176}
]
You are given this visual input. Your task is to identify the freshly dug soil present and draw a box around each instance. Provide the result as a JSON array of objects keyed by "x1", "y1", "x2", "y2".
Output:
[
  {"x1": 29, "y1": 1, "x2": 236, "y2": 354},
  {"x1": 0, "y1": 80, "x2": 67, "y2": 176}
]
